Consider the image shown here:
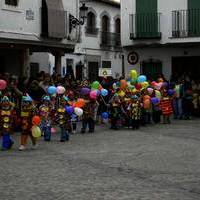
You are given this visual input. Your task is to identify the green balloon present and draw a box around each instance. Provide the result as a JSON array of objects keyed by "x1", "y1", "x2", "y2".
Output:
[{"x1": 91, "y1": 81, "x2": 100, "y2": 89}]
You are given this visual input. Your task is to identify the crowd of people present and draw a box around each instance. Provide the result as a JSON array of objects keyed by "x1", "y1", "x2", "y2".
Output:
[{"x1": 0, "y1": 70, "x2": 199, "y2": 151}]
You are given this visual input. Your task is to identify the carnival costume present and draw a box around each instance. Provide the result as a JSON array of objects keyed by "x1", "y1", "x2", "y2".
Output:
[
  {"x1": 39, "y1": 96, "x2": 52, "y2": 141},
  {"x1": 0, "y1": 96, "x2": 14, "y2": 150},
  {"x1": 19, "y1": 95, "x2": 37, "y2": 150},
  {"x1": 56, "y1": 96, "x2": 70, "y2": 142}
]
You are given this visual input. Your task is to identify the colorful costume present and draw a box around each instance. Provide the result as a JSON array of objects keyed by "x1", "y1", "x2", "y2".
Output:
[
  {"x1": 0, "y1": 96, "x2": 14, "y2": 150},
  {"x1": 109, "y1": 96, "x2": 121, "y2": 130},
  {"x1": 19, "y1": 95, "x2": 37, "y2": 150},
  {"x1": 56, "y1": 96, "x2": 70, "y2": 142},
  {"x1": 129, "y1": 96, "x2": 141, "y2": 129},
  {"x1": 160, "y1": 96, "x2": 173, "y2": 124},
  {"x1": 39, "y1": 96, "x2": 52, "y2": 141},
  {"x1": 81, "y1": 100, "x2": 98, "y2": 133}
]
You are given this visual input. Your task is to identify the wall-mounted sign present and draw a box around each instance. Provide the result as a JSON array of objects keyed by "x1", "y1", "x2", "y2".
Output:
[
  {"x1": 26, "y1": 9, "x2": 34, "y2": 20},
  {"x1": 127, "y1": 51, "x2": 139, "y2": 65},
  {"x1": 99, "y1": 68, "x2": 112, "y2": 77}
]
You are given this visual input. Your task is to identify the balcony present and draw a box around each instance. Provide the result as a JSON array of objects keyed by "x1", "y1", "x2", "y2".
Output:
[
  {"x1": 172, "y1": 9, "x2": 200, "y2": 38},
  {"x1": 129, "y1": 13, "x2": 161, "y2": 39},
  {"x1": 100, "y1": 32, "x2": 121, "y2": 48},
  {"x1": 85, "y1": 26, "x2": 99, "y2": 35}
]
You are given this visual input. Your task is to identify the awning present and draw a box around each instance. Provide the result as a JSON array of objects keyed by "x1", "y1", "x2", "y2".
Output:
[{"x1": 45, "y1": 0, "x2": 65, "y2": 39}]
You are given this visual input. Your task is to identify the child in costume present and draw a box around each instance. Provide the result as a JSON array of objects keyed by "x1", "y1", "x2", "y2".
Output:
[
  {"x1": 160, "y1": 89, "x2": 173, "y2": 124},
  {"x1": 19, "y1": 94, "x2": 37, "y2": 151},
  {"x1": 128, "y1": 95, "x2": 141, "y2": 130},
  {"x1": 56, "y1": 96, "x2": 70, "y2": 142},
  {"x1": 0, "y1": 96, "x2": 14, "y2": 150},
  {"x1": 39, "y1": 95, "x2": 52, "y2": 141},
  {"x1": 81, "y1": 98, "x2": 98, "y2": 133},
  {"x1": 109, "y1": 95, "x2": 122, "y2": 130}
]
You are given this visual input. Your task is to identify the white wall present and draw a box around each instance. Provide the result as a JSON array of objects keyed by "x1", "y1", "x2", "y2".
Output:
[
  {"x1": 124, "y1": 47, "x2": 200, "y2": 80},
  {"x1": 30, "y1": 53, "x2": 51, "y2": 73},
  {"x1": 0, "y1": 0, "x2": 41, "y2": 36},
  {"x1": 0, "y1": 0, "x2": 78, "y2": 44},
  {"x1": 121, "y1": 0, "x2": 200, "y2": 47}
]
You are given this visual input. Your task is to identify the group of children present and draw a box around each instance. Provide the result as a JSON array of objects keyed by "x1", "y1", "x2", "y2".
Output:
[{"x1": 0, "y1": 74, "x2": 176, "y2": 151}]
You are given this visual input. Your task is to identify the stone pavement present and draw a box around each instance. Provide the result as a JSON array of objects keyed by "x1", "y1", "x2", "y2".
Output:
[{"x1": 0, "y1": 119, "x2": 200, "y2": 200}]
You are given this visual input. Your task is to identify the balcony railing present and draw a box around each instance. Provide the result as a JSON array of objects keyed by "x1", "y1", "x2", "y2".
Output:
[
  {"x1": 172, "y1": 9, "x2": 200, "y2": 38},
  {"x1": 100, "y1": 31, "x2": 121, "y2": 48},
  {"x1": 129, "y1": 13, "x2": 161, "y2": 39},
  {"x1": 85, "y1": 26, "x2": 99, "y2": 35}
]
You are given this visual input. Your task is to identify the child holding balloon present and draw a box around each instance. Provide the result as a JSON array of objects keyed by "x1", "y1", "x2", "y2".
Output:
[
  {"x1": 81, "y1": 96, "x2": 98, "y2": 133},
  {"x1": 19, "y1": 95, "x2": 39, "y2": 151},
  {"x1": 56, "y1": 96, "x2": 70, "y2": 142},
  {"x1": 39, "y1": 95, "x2": 52, "y2": 141}
]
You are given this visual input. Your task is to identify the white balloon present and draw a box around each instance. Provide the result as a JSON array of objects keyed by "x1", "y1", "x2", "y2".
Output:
[{"x1": 74, "y1": 107, "x2": 83, "y2": 117}]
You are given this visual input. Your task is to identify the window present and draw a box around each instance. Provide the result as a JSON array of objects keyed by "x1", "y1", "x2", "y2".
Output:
[
  {"x1": 102, "y1": 61, "x2": 111, "y2": 68},
  {"x1": 86, "y1": 12, "x2": 98, "y2": 35},
  {"x1": 5, "y1": 0, "x2": 18, "y2": 6},
  {"x1": 115, "y1": 18, "x2": 121, "y2": 34},
  {"x1": 102, "y1": 15, "x2": 110, "y2": 32}
]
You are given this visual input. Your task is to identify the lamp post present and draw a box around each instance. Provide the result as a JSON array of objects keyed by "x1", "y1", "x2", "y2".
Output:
[{"x1": 70, "y1": 2, "x2": 88, "y2": 28}]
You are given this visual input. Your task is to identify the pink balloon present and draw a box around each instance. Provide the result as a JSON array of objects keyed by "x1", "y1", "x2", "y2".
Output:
[
  {"x1": 0, "y1": 80, "x2": 7, "y2": 90},
  {"x1": 57, "y1": 86, "x2": 66, "y2": 94},
  {"x1": 147, "y1": 88, "x2": 154, "y2": 95},
  {"x1": 90, "y1": 90, "x2": 97, "y2": 100},
  {"x1": 51, "y1": 127, "x2": 57, "y2": 134}
]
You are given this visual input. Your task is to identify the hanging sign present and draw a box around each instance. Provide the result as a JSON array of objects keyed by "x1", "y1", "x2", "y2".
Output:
[{"x1": 99, "y1": 68, "x2": 112, "y2": 77}]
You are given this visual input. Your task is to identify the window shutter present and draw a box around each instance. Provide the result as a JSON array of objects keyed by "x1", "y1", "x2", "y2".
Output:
[{"x1": 45, "y1": 0, "x2": 65, "y2": 39}]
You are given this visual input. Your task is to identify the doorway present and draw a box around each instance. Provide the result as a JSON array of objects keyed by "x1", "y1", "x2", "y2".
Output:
[
  {"x1": 76, "y1": 62, "x2": 83, "y2": 80},
  {"x1": 88, "y1": 62, "x2": 99, "y2": 81},
  {"x1": 172, "y1": 56, "x2": 200, "y2": 80},
  {"x1": 141, "y1": 60, "x2": 162, "y2": 80}
]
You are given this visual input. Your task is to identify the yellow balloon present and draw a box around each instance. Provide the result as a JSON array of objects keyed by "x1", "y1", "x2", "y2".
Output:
[
  {"x1": 130, "y1": 70, "x2": 138, "y2": 79},
  {"x1": 118, "y1": 90, "x2": 125, "y2": 97},
  {"x1": 32, "y1": 125, "x2": 42, "y2": 138},
  {"x1": 141, "y1": 81, "x2": 149, "y2": 88}
]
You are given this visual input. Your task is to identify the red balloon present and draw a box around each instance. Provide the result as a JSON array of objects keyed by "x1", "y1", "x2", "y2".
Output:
[
  {"x1": 135, "y1": 84, "x2": 142, "y2": 90},
  {"x1": 74, "y1": 98, "x2": 85, "y2": 108},
  {"x1": 32, "y1": 116, "x2": 41, "y2": 126}
]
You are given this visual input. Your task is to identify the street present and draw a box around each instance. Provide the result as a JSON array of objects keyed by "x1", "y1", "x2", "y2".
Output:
[{"x1": 0, "y1": 119, "x2": 200, "y2": 200}]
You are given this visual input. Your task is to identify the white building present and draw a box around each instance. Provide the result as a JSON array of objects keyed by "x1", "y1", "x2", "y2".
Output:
[
  {"x1": 0, "y1": 0, "x2": 78, "y2": 77},
  {"x1": 32, "y1": 0, "x2": 122, "y2": 80},
  {"x1": 121, "y1": 0, "x2": 200, "y2": 81}
]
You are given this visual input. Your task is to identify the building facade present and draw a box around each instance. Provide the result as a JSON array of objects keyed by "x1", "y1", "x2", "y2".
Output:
[
  {"x1": 32, "y1": 0, "x2": 122, "y2": 80},
  {"x1": 121, "y1": 0, "x2": 200, "y2": 80},
  {"x1": 0, "y1": 0, "x2": 79, "y2": 77}
]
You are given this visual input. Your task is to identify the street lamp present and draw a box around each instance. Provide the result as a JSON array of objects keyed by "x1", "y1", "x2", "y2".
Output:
[{"x1": 70, "y1": 2, "x2": 88, "y2": 28}]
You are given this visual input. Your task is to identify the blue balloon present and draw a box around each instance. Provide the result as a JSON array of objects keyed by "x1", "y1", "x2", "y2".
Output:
[
  {"x1": 102, "y1": 112, "x2": 109, "y2": 119},
  {"x1": 167, "y1": 89, "x2": 175, "y2": 96},
  {"x1": 137, "y1": 75, "x2": 147, "y2": 83},
  {"x1": 151, "y1": 97, "x2": 160, "y2": 104},
  {"x1": 47, "y1": 86, "x2": 57, "y2": 95},
  {"x1": 65, "y1": 106, "x2": 74, "y2": 115},
  {"x1": 101, "y1": 89, "x2": 108, "y2": 97}
]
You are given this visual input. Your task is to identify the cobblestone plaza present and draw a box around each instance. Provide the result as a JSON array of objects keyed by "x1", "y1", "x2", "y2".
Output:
[{"x1": 1, "y1": 119, "x2": 200, "y2": 200}]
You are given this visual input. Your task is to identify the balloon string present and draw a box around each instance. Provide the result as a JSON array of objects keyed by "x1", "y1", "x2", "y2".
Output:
[{"x1": 100, "y1": 95, "x2": 107, "y2": 106}]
